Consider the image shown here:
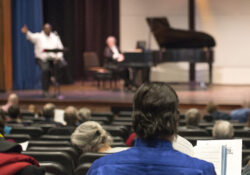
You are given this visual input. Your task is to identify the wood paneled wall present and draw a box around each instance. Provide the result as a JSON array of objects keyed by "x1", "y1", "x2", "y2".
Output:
[{"x1": 0, "y1": 0, "x2": 12, "y2": 91}]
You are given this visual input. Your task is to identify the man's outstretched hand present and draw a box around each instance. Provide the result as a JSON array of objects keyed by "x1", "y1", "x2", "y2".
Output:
[{"x1": 21, "y1": 25, "x2": 28, "y2": 34}]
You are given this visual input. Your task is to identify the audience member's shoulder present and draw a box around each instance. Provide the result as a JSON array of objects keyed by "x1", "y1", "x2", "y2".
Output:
[
  {"x1": 189, "y1": 155, "x2": 216, "y2": 174},
  {"x1": 91, "y1": 148, "x2": 132, "y2": 167}
]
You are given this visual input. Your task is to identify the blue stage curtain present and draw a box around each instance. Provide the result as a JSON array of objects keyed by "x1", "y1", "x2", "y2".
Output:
[{"x1": 11, "y1": 0, "x2": 43, "y2": 89}]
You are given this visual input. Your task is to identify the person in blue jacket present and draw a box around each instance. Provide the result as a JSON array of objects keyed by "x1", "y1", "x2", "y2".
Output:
[{"x1": 87, "y1": 82, "x2": 216, "y2": 175}]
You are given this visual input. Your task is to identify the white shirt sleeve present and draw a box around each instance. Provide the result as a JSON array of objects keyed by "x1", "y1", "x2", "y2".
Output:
[
  {"x1": 26, "y1": 31, "x2": 39, "y2": 44},
  {"x1": 111, "y1": 46, "x2": 120, "y2": 60}
]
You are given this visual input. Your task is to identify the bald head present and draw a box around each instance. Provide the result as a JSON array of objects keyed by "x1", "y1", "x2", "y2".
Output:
[
  {"x1": 8, "y1": 93, "x2": 19, "y2": 106},
  {"x1": 43, "y1": 23, "x2": 52, "y2": 36},
  {"x1": 106, "y1": 36, "x2": 116, "y2": 48},
  {"x1": 212, "y1": 120, "x2": 234, "y2": 139}
]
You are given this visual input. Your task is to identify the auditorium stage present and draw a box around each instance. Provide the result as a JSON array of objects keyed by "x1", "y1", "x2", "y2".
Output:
[{"x1": 0, "y1": 81, "x2": 250, "y2": 112}]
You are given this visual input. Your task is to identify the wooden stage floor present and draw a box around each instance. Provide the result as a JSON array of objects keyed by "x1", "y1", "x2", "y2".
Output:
[{"x1": 0, "y1": 81, "x2": 250, "y2": 111}]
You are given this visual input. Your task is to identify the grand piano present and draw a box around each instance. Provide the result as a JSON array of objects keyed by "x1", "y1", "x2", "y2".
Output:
[{"x1": 119, "y1": 17, "x2": 216, "y2": 84}]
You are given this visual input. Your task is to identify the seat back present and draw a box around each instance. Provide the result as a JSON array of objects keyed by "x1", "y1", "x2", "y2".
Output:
[
  {"x1": 83, "y1": 52, "x2": 100, "y2": 69},
  {"x1": 39, "y1": 162, "x2": 67, "y2": 175},
  {"x1": 75, "y1": 163, "x2": 92, "y2": 175},
  {"x1": 47, "y1": 127, "x2": 75, "y2": 135},
  {"x1": 28, "y1": 146, "x2": 78, "y2": 166},
  {"x1": 10, "y1": 126, "x2": 43, "y2": 138},
  {"x1": 5, "y1": 134, "x2": 31, "y2": 143},
  {"x1": 23, "y1": 151, "x2": 74, "y2": 175},
  {"x1": 178, "y1": 129, "x2": 210, "y2": 137},
  {"x1": 39, "y1": 135, "x2": 71, "y2": 141},
  {"x1": 28, "y1": 140, "x2": 71, "y2": 148},
  {"x1": 234, "y1": 130, "x2": 250, "y2": 137},
  {"x1": 79, "y1": 152, "x2": 107, "y2": 164}
]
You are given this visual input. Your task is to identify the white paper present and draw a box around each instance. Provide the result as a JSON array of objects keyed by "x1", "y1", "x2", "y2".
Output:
[
  {"x1": 20, "y1": 141, "x2": 29, "y2": 151},
  {"x1": 196, "y1": 139, "x2": 242, "y2": 175},
  {"x1": 54, "y1": 109, "x2": 66, "y2": 125},
  {"x1": 194, "y1": 145, "x2": 222, "y2": 175}
]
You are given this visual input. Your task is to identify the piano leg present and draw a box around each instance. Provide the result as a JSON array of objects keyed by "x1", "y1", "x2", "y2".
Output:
[
  {"x1": 189, "y1": 62, "x2": 196, "y2": 82},
  {"x1": 209, "y1": 61, "x2": 213, "y2": 84}
]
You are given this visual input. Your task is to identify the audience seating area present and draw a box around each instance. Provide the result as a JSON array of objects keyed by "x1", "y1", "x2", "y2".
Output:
[{"x1": 3, "y1": 109, "x2": 250, "y2": 175}]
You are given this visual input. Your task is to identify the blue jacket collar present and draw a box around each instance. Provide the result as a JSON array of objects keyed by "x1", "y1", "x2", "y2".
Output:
[{"x1": 135, "y1": 138, "x2": 173, "y2": 149}]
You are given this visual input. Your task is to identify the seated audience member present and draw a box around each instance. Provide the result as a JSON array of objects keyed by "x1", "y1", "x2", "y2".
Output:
[
  {"x1": 64, "y1": 106, "x2": 78, "y2": 127},
  {"x1": 41, "y1": 103, "x2": 62, "y2": 126},
  {"x1": 2, "y1": 93, "x2": 19, "y2": 112},
  {"x1": 212, "y1": 120, "x2": 234, "y2": 139},
  {"x1": 0, "y1": 116, "x2": 11, "y2": 135},
  {"x1": 78, "y1": 107, "x2": 91, "y2": 123},
  {"x1": 71, "y1": 121, "x2": 128, "y2": 154},
  {"x1": 184, "y1": 108, "x2": 202, "y2": 129},
  {"x1": 87, "y1": 82, "x2": 216, "y2": 175},
  {"x1": 126, "y1": 132, "x2": 195, "y2": 156},
  {"x1": 231, "y1": 101, "x2": 250, "y2": 123},
  {"x1": 8, "y1": 105, "x2": 22, "y2": 124},
  {"x1": 0, "y1": 139, "x2": 45, "y2": 175},
  {"x1": 204, "y1": 102, "x2": 231, "y2": 121},
  {"x1": 28, "y1": 104, "x2": 39, "y2": 117}
]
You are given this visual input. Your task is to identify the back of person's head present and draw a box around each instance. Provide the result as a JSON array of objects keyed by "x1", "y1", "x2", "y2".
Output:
[
  {"x1": 185, "y1": 108, "x2": 200, "y2": 127},
  {"x1": 78, "y1": 107, "x2": 91, "y2": 123},
  {"x1": 42, "y1": 103, "x2": 55, "y2": 120},
  {"x1": 212, "y1": 120, "x2": 234, "y2": 139},
  {"x1": 206, "y1": 101, "x2": 217, "y2": 114},
  {"x1": 132, "y1": 82, "x2": 179, "y2": 140},
  {"x1": 28, "y1": 104, "x2": 37, "y2": 114},
  {"x1": 8, "y1": 93, "x2": 19, "y2": 106},
  {"x1": 71, "y1": 121, "x2": 112, "y2": 153},
  {"x1": 64, "y1": 106, "x2": 78, "y2": 126},
  {"x1": 8, "y1": 105, "x2": 20, "y2": 120}
]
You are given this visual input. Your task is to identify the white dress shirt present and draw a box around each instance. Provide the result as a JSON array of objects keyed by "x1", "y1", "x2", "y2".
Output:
[
  {"x1": 26, "y1": 31, "x2": 64, "y2": 61},
  {"x1": 110, "y1": 46, "x2": 120, "y2": 60}
]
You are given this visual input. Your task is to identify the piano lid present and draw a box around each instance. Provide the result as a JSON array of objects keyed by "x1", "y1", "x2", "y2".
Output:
[{"x1": 146, "y1": 17, "x2": 216, "y2": 49}]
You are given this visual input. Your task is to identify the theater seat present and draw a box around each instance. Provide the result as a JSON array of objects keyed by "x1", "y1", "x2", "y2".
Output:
[
  {"x1": 74, "y1": 163, "x2": 92, "y2": 175},
  {"x1": 5, "y1": 134, "x2": 31, "y2": 143},
  {"x1": 33, "y1": 124, "x2": 57, "y2": 133},
  {"x1": 28, "y1": 146, "x2": 78, "y2": 166},
  {"x1": 242, "y1": 149, "x2": 250, "y2": 161},
  {"x1": 22, "y1": 151, "x2": 74, "y2": 175},
  {"x1": 90, "y1": 117, "x2": 110, "y2": 124},
  {"x1": 39, "y1": 162, "x2": 67, "y2": 175},
  {"x1": 234, "y1": 130, "x2": 250, "y2": 137},
  {"x1": 40, "y1": 135, "x2": 70, "y2": 141},
  {"x1": 47, "y1": 127, "x2": 75, "y2": 135},
  {"x1": 79, "y1": 152, "x2": 107, "y2": 164},
  {"x1": 10, "y1": 127, "x2": 43, "y2": 138},
  {"x1": 178, "y1": 129, "x2": 210, "y2": 137},
  {"x1": 28, "y1": 140, "x2": 71, "y2": 148},
  {"x1": 111, "y1": 142, "x2": 127, "y2": 147},
  {"x1": 103, "y1": 125, "x2": 128, "y2": 139}
]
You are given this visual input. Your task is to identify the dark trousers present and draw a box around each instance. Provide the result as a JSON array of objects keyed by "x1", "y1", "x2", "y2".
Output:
[{"x1": 36, "y1": 59, "x2": 52, "y2": 92}]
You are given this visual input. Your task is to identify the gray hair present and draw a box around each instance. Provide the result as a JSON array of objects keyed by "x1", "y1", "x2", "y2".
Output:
[
  {"x1": 78, "y1": 107, "x2": 91, "y2": 123},
  {"x1": 71, "y1": 121, "x2": 112, "y2": 153},
  {"x1": 212, "y1": 120, "x2": 234, "y2": 139},
  {"x1": 185, "y1": 108, "x2": 200, "y2": 127}
]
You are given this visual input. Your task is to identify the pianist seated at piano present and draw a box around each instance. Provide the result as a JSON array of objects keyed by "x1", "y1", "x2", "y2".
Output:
[{"x1": 104, "y1": 36, "x2": 132, "y2": 90}]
